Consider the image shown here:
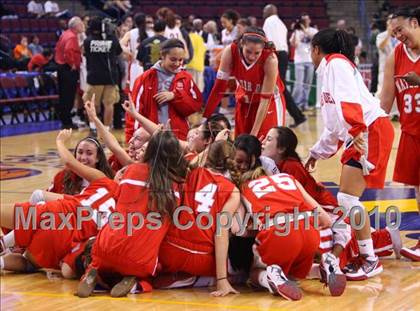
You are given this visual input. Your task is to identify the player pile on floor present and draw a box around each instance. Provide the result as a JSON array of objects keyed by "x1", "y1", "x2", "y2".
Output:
[{"x1": 0, "y1": 98, "x2": 418, "y2": 301}]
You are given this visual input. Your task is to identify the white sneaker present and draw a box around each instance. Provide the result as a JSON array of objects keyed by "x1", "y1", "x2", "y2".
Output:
[
  {"x1": 400, "y1": 240, "x2": 420, "y2": 262},
  {"x1": 320, "y1": 252, "x2": 346, "y2": 296},
  {"x1": 266, "y1": 264, "x2": 302, "y2": 301},
  {"x1": 344, "y1": 256, "x2": 383, "y2": 281}
]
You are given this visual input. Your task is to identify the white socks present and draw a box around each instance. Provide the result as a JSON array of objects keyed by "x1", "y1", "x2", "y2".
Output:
[
  {"x1": 357, "y1": 239, "x2": 376, "y2": 261},
  {"x1": 337, "y1": 192, "x2": 376, "y2": 261}
]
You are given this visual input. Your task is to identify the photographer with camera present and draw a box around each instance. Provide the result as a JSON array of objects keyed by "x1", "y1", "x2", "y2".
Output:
[
  {"x1": 83, "y1": 17, "x2": 123, "y2": 130},
  {"x1": 290, "y1": 13, "x2": 318, "y2": 111}
]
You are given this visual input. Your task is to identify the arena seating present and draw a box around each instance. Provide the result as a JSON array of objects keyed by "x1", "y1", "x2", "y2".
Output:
[{"x1": 0, "y1": 72, "x2": 58, "y2": 125}]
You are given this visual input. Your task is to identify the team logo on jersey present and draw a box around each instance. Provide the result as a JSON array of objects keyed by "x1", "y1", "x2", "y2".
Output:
[
  {"x1": 176, "y1": 81, "x2": 184, "y2": 90},
  {"x1": 321, "y1": 92, "x2": 335, "y2": 106},
  {"x1": 0, "y1": 167, "x2": 42, "y2": 180}
]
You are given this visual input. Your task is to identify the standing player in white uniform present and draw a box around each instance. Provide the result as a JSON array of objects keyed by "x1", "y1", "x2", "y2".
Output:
[
  {"x1": 120, "y1": 13, "x2": 147, "y2": 92},
  {"x1": 306, "y1": 29, "x2": 394, "y2": 279}
]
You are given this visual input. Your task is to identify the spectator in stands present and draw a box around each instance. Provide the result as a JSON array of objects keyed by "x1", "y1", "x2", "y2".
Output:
[
  {"x1": 248, "y1": 16, "x2": 258, "y2": 27},
  {"x1": 55, "y1": 16, "x2": 84, "y2": 129},
  {"x1": 263, "y1": 4, "x2": 306, "y2": 128},
  {"x1": 82, "y1": 14, "x2": 90, "y2": 31},
  {"x1": 13, "y1": 36, "x2": 32, "y2": 61},
  {"x1": 137, "y1": 20, "x2": 167, "y2": 71},
  {"x1": 103, "y1": 0, "x2": 131, "y2": 19},
  {"x1": 27, "y1": 0, "x2": 44, "y2": 18},
  {"x1": 192, "y1": 19, "x2": 206, "y2": 41},
  {"x1": 0, "y1": 34, "x2": 15, "y2": 70},
  {"x1": 336, "y1": 19, "x2": 347, "y2": 30},
  {"x1": 221, "y1": 10, "x2": 239, "y2": 46},
  {"x1": 237, "y1": 18, "x2": 251, "y2": 36},
  {"x1": 347, "y1": 26, "x2": 363, "y2": 62},
  {"x1": 145, "y1": 15, "x2": 155, "y2": 37},
  {"x1": 122, "y1": 14, "x2": 133, "y2": 30},
  {"x1": 56, "y1": 18, "x2": 68, "y2": 39},
  {"x1": 28, "y1": 35, "x2": 43, "y2": 55},
  {"x1": 44, "y1": 0, "x2": 70, "y2": 18},
  {"x1": 186, "y1": 22, "x2": 207, "y2": 92},
  {"x1": 28, "y1": 48, "x2": 53, "y2": 71},
  {"x1": 157, "y1": 7, "x2": 193, "y2": 63},
  {"x1": 290, "y1": 13, "x2": 318, "y2": 111},
  {"x1": 203, "y1": 20, "x2": 220, "y2": 49},
  {"x1": 83, "y1": 16, "x2": 123, "y2": 129}
]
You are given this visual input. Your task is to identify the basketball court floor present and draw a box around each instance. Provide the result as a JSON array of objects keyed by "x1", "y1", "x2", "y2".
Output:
[{"x1": 1, "y1": 113, "x2": 419, "y2": 310}]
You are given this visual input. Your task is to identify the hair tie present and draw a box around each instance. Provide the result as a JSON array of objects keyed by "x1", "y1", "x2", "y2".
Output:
[
  {"x1": 243, "y1": 32, "x2": 267, "y2": 42},
  {"x1": 84, "y1": 137, "x2": 101, "y2": 148}
]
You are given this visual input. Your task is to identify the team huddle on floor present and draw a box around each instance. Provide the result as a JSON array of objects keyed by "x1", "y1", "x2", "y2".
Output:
[{"x1": 1, "y1": 5, "x2": 419, "y2": 302}]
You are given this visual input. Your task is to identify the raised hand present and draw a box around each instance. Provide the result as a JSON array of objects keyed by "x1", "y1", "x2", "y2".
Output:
[{"x1": 56, "y1": 129, "x2": 72, "y2": 143}]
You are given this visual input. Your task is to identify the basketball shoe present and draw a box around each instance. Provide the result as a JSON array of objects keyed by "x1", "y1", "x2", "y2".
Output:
[
  {"x1": 320, "y1": 252, "x2": 346, "y2": 296},
  {"x1": 266, "y1": 264, "x2": 302, "y2": 301},
  {"x1": 400, "y1": 240, "x2": 420, "y2": 262},
  {"x1": 111, "y1": 276, "x2": 137, "y2": 297},
  {"x1": 344, "y1": 256, "x2": 383, "y2": 281},
  {"x1": 77, "y1": 268, "x2": 98, "y2": 298}
]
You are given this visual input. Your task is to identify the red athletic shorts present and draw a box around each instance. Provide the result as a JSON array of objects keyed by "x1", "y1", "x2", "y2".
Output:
[
  {"x1": 393, "y1": 131, "x2": 420, "y2": 186},
  {"x1": 14, "y1": 202, "x2": 74, "y2": 269},
  {"x1": 234, "y1": 93, "x2": 286, "y2": 138},
  {"x1": 159, "y1": 240, "x2": 215, "y2": 276},
  {"x1": 253, "y1": 219, "x2": 320, "y2": 279},
  {"x1": 341, "y1": 117, "x2": 394, "y2": 189}
]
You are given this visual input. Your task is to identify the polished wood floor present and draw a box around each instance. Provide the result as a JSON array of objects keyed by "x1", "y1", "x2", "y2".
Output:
[{"x1": 1, "y1": 113, "x2": 419, "y2": 310}]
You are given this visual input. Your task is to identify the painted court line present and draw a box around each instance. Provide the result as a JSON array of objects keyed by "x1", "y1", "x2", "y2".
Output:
[{"x1": 1, "y1": 291, "x2": 289, "y2": 311}]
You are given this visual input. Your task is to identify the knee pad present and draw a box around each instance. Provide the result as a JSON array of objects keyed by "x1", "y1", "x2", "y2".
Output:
[
  {"x1": 29, "y1": 189, "x2": 45, "y2": 205},
  {"x1": 337, "y1": 192, "x2": 361, "y2": 213}
]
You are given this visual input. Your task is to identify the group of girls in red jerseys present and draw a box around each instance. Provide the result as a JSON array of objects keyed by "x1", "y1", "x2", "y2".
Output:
[{"x1": 1, "y1": 18, "x2": 418, "y2": 301}]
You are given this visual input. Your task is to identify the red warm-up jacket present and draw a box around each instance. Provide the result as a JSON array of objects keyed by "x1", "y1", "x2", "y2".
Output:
[{"x1": 125, "y1": 68, "x2": 202, "y2": 142}]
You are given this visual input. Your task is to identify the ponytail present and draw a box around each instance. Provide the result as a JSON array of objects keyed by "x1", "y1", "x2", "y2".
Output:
[{"x1": 311, "y1": 28, "x2": 355, "y2": 63}]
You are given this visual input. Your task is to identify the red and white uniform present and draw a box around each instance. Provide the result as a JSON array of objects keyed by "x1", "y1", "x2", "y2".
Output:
[
  {"x1": 393, "y1": 43, "x2": 420, "y2": 186},
  {"x1": 276, "y1": 157, "x2": 395, "y2": 267},
  {"x1": 310, "y1": 54, "x2": 394, "y2": 189},
  {"x1": 14, "y1": 177, "x2": 117, "y2": 269},
  {"x1": 90, "y1": 163, "x2": 176, "y2": 279},
  {"x1": 230, "y1": 42, "x2": 286, "y2": 137},
  {"x1": 241, "y1": 173, "x2": 319, "y2": 279},
  {"x1": 159, "y1": 167, "x2": 236, "y2": 276}
]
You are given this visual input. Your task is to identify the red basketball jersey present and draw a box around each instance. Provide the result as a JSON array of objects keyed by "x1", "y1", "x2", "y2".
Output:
[
  {"x1": 277, "y1": 158, "x2": 337, "y2": 209},
  {"x1": 71, "y1": 177, "x2": 118, "y2": 241},
  {"x1": 166, "y1": 167, "x2": 236, "y2": 252},
  {"x1": 230, "y1": 42, "x2": 284, "y2": 104},
  {"x1": 241, "y1": 173, "x2": 313, "y2": 221},
  {"x1": 394, "y1": 43, "x2": 420, "y2": 136}
]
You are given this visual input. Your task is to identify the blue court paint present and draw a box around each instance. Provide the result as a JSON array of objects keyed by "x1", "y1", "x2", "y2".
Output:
[{"x1": 0, "y1": 121, "x2": 61, "y2": 137}]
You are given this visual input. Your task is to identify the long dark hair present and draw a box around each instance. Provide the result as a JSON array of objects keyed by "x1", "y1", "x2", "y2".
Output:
[
  {"x1": 143, "y1": 130, "x2": 188, "y2": 217},
  {"x1": 233, "y1": 134, "x2": 266, "y2": 186},
  {"x1": 134, "y1": 12, "x2": 147, "y2": 44},
  {"x1": 222, "y1": 10, "x2": 240, "y2": 26},
  {"x1": 272, "y1": 126, "x2": 301, "y2": 161},
  {"x1": 311, "y1": 28, "x2": 355, "y2": 63},
  {"x1": 63, "y1": 137, "x2": 114, "y2": 195},
  {"x1": 238, "y1": 26, "x2": 276, "y2": 51}
]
